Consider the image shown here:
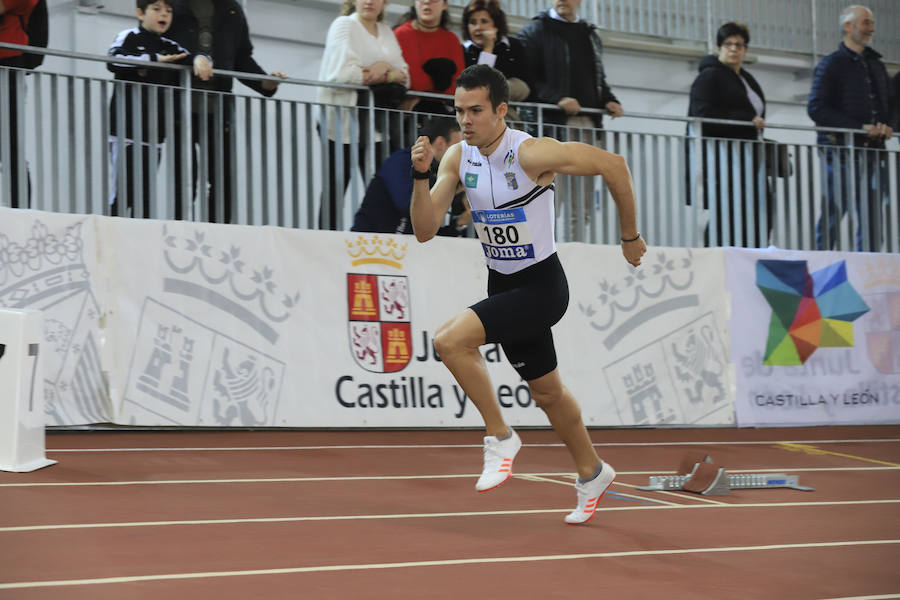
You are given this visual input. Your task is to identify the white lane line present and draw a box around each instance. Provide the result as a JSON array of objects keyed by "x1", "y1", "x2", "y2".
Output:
[
  {"x1": 1, "y1": 499, "x2": 898, "y2": 533},
  {"x1": 0, "y1": 540, "x2": 897, "y2": 590},
  {"x1": 818, "y1": 595, "x2": 900, "y2": 600},
  {"x1": 45, "y1": 438, "x2": 900, "y2": 452},
  {"x1": 2, "y1": 466, "x2": 896, "y2": 488},
  {"x1": 516, "y1": 474, "x2": 684, "y2": 506},
  {"x1": 612, "y1": 481, "x2": 729, "y2": 505}
]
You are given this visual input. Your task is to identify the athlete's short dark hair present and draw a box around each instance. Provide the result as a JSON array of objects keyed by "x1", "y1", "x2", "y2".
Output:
[
  {"x1": 716, "y1": 21, "x2": 750, "y2": 47},
  {"x1": 419, "y1": 116, "x2": 460, "y2": 143},
  {"x1": 455, "y1": 64, "x2": 509, "y2": 111}
]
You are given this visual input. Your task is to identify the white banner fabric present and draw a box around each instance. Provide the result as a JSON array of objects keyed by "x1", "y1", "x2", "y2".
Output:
[
  {"x1": 726, "y1": 247, "x2": 900, "y2": 427},
  {"x1": 1, "y1": 208, "x2": 735, "y2": 427}
]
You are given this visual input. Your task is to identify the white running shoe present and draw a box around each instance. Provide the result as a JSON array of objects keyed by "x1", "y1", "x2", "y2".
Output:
[
  {"x1": 564, "y1": 463, "x2": 616, "y2": 524},
  {"x1": 474, "y1": 429, "x2": 522, "y2": 492}
]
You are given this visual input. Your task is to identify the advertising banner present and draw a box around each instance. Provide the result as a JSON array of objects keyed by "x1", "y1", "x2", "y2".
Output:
[
  {"x1": 1, "y1": 208, "x2": 736, "y2": 427},
  {"x1": 727, "y1": 247, "x2": 900, "y2": 426},
  {"x1": 0, "y1": 209, "x2": 109, "y2": 425}
]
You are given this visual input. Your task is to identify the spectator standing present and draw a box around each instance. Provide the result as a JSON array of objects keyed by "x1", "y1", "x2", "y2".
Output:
[
  {"x1": 518, "y1": 0, "x2": 623, "y2": 130},
  {"x1": 393, "y1": 0, "x2": 464, "y2": 115},
  {"x1": 107, "y1": 0, "x2": 197, "y2": 219},
  {"x1": 460, "y1": 0, "x2": 530, "y2": 120},
  {"x1": 687, "y1": 22, "x2": 771, "y2": 248},
  {"x1": 0, "y1": 0, "x2": 44, "y2": 208},
  {"x1": 166, "y1": 0, "x2": 287, "y2": 224},
  {"x1": 351, "y1": 117, "x2": 465, "y2": 235},
  {"x1": 518, "y1": 0, "x2": 623, "y2": 241},
  {"x1": 319, "y1": 0, "x2": 409, "y2": 231},
  {"x1": 807, "y1": 4, "x2": 892, "y2": 252}
]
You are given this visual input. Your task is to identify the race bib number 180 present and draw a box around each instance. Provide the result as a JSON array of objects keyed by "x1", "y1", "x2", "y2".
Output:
[{"x1": 472, "y1": 208, "x2": 535, "y2": 261}]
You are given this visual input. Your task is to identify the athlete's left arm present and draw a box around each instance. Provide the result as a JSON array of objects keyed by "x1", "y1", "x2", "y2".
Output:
[{"x1": 519, "y1": 137, "x2": 646, "y2": 267}]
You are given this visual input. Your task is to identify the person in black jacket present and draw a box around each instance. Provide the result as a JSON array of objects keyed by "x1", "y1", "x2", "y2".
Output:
[
  {"x1": 460, "y1": 0, "x2": 530, "y2": 121},
  {"x1": 165, "y1": 0, "x2": 287, "y2": 223},
  {"x1": 107, "y1": 0, "x2": 198, "y2": 218},
  {"x1": 807, "y1": 5, "x2": 892, "y2": 252},
  {"x1": 687, "y1": 21, "x2": 771, "y2": 248},
  {"x1": 517, "y1": 0, "x2": 623, "y2": 241},
  {"x1": 518, "y1": 0, "x2": 622, "y2": 129}
]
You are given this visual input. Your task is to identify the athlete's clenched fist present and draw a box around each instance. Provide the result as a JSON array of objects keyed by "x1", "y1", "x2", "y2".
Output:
[{"x1": 411, "y1": 136, "x2": 435, "y2": 174}]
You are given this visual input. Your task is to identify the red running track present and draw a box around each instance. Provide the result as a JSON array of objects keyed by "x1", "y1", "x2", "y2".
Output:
[{"x1": 1, "y1": 425, "x2": 899, "y2": 599}]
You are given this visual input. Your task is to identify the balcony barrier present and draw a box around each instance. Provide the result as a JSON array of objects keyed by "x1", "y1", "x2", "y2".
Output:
[{"x1": 1, "y1": 44, "x2": 898, "y2": 253}]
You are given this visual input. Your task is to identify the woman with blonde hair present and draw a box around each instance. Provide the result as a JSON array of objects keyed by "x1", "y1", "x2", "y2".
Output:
[{"x1": 318, "y1": 0, "x2": 410, "y2": 229}]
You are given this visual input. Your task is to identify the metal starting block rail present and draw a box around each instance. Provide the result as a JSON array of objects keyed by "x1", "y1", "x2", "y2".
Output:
[{"x1": 636, "y1": 472, "x2": 815, "y2": 495}]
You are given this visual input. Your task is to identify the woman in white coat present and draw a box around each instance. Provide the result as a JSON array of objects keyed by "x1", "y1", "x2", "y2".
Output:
[{"x1": 318, "y1": 0, "x2": 410, "y2": 230}]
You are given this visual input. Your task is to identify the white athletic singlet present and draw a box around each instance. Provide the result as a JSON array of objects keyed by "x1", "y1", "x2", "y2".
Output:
[{"x1": 458, "y1": 128, "x2": 556, "y2": 275}]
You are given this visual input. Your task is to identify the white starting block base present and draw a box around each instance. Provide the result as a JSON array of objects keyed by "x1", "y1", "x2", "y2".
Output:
[{"x1": 0, "y1": 308, "x2": 57, "y2": 472}]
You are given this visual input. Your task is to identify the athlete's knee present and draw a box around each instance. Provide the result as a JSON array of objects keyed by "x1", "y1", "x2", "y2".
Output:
[
  {"x1": 433, "y1": 320, "x2": 465, "y2": 360},
  {"x1": 530, "y1": 384, "x2": 565, "y2": 411}
]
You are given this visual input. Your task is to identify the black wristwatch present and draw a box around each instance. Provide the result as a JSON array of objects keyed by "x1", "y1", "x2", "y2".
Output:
[{"x1": 411, "y1": 165, "x2": 433, "y2": 180}]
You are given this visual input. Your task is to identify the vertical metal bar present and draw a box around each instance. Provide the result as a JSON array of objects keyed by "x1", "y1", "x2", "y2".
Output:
[
  {"x1": 34, "y1": 72, "x2": 45, "y2": 210},
  {"x1": 245, "y1": 96, "x2": 254, "y2": 225},
  {"x1": 147, "y1": 84, "x2": 158, "y2": 219},
  {"x1": 305, "y1": 103, "x2": 315, "y2": 228},
  {"x1": 67, "y1": 77, "x2": 78, "y2": 213},
  {"x1": 114, "y1": 81, "x2": 127, "y2": 216},
  {"x1": 259, "y1": 96, "x2": 268, "y2": 225},
  {"x1": 176, "y1": 69, "x2": 192, "y2": 220},
  {"x1": 0, "y1": 67, "x2": 12, "y2": 207},
  {"x1": 197, "y1": 91, "x2": 209, "y2": 222},
  {"x1": 291, "y1": 102, "x2": 300, "y2": 229},
  {"x1": 83, "y1": 78, "x2": 94, "y2": 214},
  {"x1": 131, "y1": 82, "x2": 144, "y2": 218},
  {"x1": 213, "y1": 94, "x2": 225, "y2": 224},
  {"x1": 164, "y1": 85, "x2": 176, "y2": 220},
  {"x1": 276, "y1": 100, "x2": 285, "y2": 227}
]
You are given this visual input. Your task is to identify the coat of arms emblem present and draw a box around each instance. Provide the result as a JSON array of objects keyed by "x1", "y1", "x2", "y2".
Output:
[{"x1": 347, "y1": 274, "x2": 412, "y2": 373}]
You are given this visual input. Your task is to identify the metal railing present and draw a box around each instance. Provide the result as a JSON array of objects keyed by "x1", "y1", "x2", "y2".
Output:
[
  {"x1": 451, "y1": 0, "x2": 900, "y2": 64},
  {"x1": 1, "y1": 45, "x2": 898, "y2": 253}
]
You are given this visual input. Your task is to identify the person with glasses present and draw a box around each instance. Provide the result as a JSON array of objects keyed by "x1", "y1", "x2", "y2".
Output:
[
  {"x1": 393, "y1": 0, "x2": 464, "y2": 115},
  {"x1": 687, "y1": 21, "x2": 772, "y2": 248}
]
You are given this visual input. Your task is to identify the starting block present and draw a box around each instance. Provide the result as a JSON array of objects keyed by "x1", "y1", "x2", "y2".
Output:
[
  {"x1": 0, "y1": 308, "x2": 57, "y2": 472},
  {"x1": 635, "y1": 453, "x2": 814, "y2": 496}
]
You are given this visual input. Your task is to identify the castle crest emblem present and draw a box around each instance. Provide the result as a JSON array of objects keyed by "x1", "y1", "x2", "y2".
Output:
[{"x1": 347, "y1": 274, "x2": 412, "y2": 373}]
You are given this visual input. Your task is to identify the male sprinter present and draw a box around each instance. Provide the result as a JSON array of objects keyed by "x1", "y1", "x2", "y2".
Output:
[{"x1": 410, "y1": 64, "x2": 646, "y2": 524}]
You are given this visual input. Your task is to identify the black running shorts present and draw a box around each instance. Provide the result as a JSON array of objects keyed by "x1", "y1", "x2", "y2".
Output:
[{"x1": 470, "y1": 253, "x2": 569, "y2": 381}]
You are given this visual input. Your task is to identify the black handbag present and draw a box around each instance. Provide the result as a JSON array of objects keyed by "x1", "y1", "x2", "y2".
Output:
[{"x1": 764, "y1": 139, "x2": 793, "y2": 178}]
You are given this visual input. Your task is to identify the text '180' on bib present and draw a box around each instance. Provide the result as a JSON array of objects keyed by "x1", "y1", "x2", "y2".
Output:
[{"x1": 472, "y1": 208, "x2": 536, "y2": 261}]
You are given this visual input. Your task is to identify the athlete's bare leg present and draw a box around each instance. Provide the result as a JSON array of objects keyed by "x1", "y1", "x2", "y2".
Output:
[
  {"x1": 528, "y1": 368, "x2": 601, "y2": 479},
  {"x1": 433, "y1": 308, "x2": 509, "y2": 437}
]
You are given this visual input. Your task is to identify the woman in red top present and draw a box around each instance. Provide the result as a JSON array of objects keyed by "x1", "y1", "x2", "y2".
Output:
[{"x1": 393, "y1": 0, "x2": 464, "y2": 114}]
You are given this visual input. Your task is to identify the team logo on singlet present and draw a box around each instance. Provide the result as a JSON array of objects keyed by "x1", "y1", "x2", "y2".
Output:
[
  {"x1": 504, "y1": 172, "x2": 518, "y2": 190},
  {"x1": 464, "y1": 172, "x2": 479, "y2": 188},
  {"x1": 504, "y1": 149, "x2": 515, "y2": 169},
  {"x1": 347, "y1": 274, "x2": 413, "y2": 373}
]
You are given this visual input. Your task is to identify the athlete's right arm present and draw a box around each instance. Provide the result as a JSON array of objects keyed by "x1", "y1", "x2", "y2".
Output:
[{"x1": 410, "y1": 137, "x2": 462, "y2": 243}]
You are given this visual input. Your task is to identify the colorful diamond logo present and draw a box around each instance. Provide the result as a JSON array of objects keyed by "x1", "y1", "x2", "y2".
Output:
[{"x1": 756, "y1": 259, "x2": 870, "y2": 365}]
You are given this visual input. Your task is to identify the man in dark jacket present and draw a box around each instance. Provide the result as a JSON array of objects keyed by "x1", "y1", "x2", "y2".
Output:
[
  {"x1": 0, "y1": 0, "x2": 41, "y2": 208},
  {"x1": 518, "y1": 0, "x2": 622, "y2": 130},
  {"x1": 807, "y1": 5, "x2": 892, "y2": 252},
  {"x1": 352, "y1": 118, "x2": 466, "y2": 236},
  {"x1": 165, "y1": 0, "x2": 287, "y2": 223},
  {"x1": 518, "y1": 0, "x2": 622, "y2": 241}
]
